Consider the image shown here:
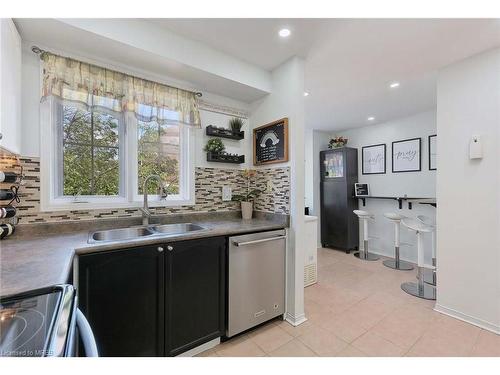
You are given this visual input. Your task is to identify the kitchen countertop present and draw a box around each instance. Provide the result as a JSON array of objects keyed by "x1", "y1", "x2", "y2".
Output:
[{"x1": 0, "y1": 212, "x2": 288, "y2": 297}]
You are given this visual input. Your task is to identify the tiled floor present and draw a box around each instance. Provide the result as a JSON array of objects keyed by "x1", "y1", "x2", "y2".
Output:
[{"x1": 199, "y1": 248, "x2": 500, "y2": 357}]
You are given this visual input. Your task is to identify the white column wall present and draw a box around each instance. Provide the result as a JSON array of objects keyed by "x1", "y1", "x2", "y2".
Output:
[
  {"x1": 250, "y1": 57, "x2": 306, "y2": 326},
  {"x1": 435, "y1": 47, "x2": 500, "y2": 333}
]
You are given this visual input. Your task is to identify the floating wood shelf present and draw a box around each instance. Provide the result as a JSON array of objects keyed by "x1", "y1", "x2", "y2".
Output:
[
  {"x1": 206, "y1": 125, "x2": 244, "y2": 140},
  {"x1": 206, "y1": 152, "x2": 245, "y2": 164}
]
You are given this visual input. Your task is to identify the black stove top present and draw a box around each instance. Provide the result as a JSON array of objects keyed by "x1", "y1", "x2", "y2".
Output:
[{"x1": 0, "y1": 285, "x2": 76, "y2": 357}]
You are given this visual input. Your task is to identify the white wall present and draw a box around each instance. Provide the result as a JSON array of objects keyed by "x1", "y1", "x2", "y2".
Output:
[
  {"x1": 435, "y1": 48, "x2": 500, "y2": 333},
  {"x1": 20, "y1": 43, "x2": 251, "y2": 166},
  {"x1": 339, "y1": 111, "x2": 437, "y2": 263},
  {"x1": 304, "y1": 129, "x2": 331, "y2": 247},
  {"x1": 250, "y1": 57, "x2": 306, "y2": 326}
]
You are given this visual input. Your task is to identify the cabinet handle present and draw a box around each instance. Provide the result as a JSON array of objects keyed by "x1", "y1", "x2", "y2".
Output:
[
  {"x1": 157, "y1": 246, "x2": 164, "y2": 252},
  {"x1": 167, "y1": 245, "x2": 173, "y2": 251}
]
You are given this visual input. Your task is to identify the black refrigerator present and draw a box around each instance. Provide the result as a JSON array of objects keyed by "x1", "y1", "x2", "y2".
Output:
[{"x1": 320, "y1": 147, "x2": 359, "y2": 252}]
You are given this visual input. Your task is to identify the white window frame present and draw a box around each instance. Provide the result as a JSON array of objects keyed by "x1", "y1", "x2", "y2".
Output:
[{"x1": 40, "y1": 98, "x2": 195, "y2": 211}]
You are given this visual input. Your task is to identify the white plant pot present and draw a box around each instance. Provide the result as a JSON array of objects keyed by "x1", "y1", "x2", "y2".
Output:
[{"x1": 241, "y1": 201, "x2": 253, "y2": 220}]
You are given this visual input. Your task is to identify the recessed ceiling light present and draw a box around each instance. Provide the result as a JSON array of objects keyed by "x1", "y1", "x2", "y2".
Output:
[
  {"x1": 279, "y1": 28, "x2": 291, "y2": 38},
  {"x1": 389, "y1": 82, "x2": 400, "y2": 88},
  {"x1": 303, "y1": 92, "x2": 309, "y2": 97},
  {"x1": 367, "y1": 116, "x2": 375, "y2": 121}
]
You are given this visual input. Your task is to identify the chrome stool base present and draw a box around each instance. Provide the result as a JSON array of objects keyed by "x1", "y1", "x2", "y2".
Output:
[
  {"x1": 401, "y1": 282, "x2": 436, "y2": 300},
  {"x1": 383, "y1": 259, "x2": 414, "y2": 271},
  {"x1": 354, "y1": 251, "x2": 379, "y2": 261},
  {"x1": 418, "y1": 268, "x2": 437, "y2": 286}
]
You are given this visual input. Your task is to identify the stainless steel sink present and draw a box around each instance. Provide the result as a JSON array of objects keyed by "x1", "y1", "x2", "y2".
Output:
[
  {"x1": 150, "y1": 223, "x2": 204, "y2": 235},
  {"x1": 90, "y1": 227, "x2": 154, "y2": 243},
  {"x1": 88, "y1": 223, "x2": 205, "y2": 243}
]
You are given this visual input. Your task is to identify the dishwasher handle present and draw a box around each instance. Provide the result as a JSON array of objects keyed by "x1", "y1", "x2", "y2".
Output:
[
  {"x1": 233, "y1": 235, "x2": 286, "y2": 247},
  {"x1": 76, "y1": 309, "x2": 99, "y2": 357}
]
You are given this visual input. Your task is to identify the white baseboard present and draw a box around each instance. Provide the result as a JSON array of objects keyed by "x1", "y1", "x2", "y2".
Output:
[
  {"x1": 285, "y1": 311, "x2": 308, "y2": 326},
  {"x1": 434, "y1": 303, "x2": 500, "y2": 335},
  {"x1": 176, "y1": 337, "x2": 221, "y2": 357}
]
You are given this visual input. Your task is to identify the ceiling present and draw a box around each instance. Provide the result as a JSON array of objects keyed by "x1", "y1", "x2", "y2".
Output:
[
  {"x1": 149, "y1": 18, "x2": 500, "y2": 131},
  {"x1": 149, "y1": 19, "x2": 331, "y2": 70},
  {"x1": 14, "y1": 18, "x2": 500, "y2": 132}
]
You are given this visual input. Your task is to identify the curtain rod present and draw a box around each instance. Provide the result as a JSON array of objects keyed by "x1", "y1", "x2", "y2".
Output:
[{"x1": 31, "y1": 45, "x2": 203, "y2": 98}]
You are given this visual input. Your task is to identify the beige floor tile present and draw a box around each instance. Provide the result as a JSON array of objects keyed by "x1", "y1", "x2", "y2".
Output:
[
  {"x1": 275, "y1": 319, "x2": 315, "y2": 337},
  {"x1": 268, "y1": 339, "x2": 317, "y2": 357},
  {"x1": 406, "y1": 321, "x2": 481, "y2": 357},
  {"x1": 471, "y1": 329, "x2": 500, "y2": 356},
  {"x1": 352, "y1": 331, "x2": 406, "y2": 357},
  {"x1": 370, "y1": 310, "x2": 429, "y2": 350},
  {"x1": 341, "y1": 297, "x2": 395, "y2": 330},
  {"x1": 316, "y1": 310, "x2": 369, "y2": 343},
  {"x1": 215, "y1": 336, "x2": 266, "y2": 357},
  {"x1": 335, "y1": 345, "x2": 368, "y2": 357},
  {"x1": 248, "y1": 324, "x2": 294, "y2": 353},
  {"x1": 297, "y1": 325, "x2": 349, "y2": 356}
]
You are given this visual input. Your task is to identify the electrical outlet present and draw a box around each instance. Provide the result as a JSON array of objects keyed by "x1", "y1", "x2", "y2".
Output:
[
  {"x1": 222, "y1": 186, "x2": 232, "y2": 201},
  {"x1": 266, "y1": 180, "x2": 274, "y2": 193}
]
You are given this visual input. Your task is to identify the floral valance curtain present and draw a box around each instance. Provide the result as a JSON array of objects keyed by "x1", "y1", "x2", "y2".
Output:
[{"x1": 40, "y1": 52, "x2": 201, "y2": 127}]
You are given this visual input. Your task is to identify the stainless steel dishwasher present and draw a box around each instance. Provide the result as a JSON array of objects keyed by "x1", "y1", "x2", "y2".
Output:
[{"x1": 227, "y1": 229, "x2": 286, "y2": 337}]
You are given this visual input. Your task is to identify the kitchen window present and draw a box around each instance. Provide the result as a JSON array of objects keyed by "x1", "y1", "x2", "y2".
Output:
[{"x1": 39, "y1": 52, "x2": 199, "y2": 211}]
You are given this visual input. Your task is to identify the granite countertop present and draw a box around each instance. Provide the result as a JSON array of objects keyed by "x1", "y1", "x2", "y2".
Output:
[{"x1": 0, "y1": 211, "x2": 288, "y2": 297}]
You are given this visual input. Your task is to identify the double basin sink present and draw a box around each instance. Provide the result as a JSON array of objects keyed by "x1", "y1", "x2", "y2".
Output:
[{"x1": 88, "y1": 223, "x2": 205, "y2": 243}]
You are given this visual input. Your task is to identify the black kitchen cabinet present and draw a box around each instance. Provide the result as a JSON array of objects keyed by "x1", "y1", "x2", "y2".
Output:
[
  {"x1": 78, "y1": 245, "x2": 165, "y2": 357},
  {"x1": 165, "y1": 236, "x2": 226, "y2": 356},
  {"x1": 320, "y1": 147, "x2": 359, "y2": 252},
  {"x1": 77, "y1": 236, "x2": 226, "y2": 357}
]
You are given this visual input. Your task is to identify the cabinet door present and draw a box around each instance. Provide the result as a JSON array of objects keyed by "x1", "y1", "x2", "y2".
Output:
[
  {"x1": 78, "y1": 245, "x2": 165, "y2": 357},
  {"x1": 165, "y1": 237, "x2": 226, "y2": 356}
]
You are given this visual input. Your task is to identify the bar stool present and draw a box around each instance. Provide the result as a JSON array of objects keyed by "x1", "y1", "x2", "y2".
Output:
[
  {"x1": 400, "y1": 217, "x2": 436, "y2": 300},
  {"x1": 353, "y1": 210, "x2": 379, "y2": 261},
  {"x1": 382, "y1": 213, "x2": 414, "y2": 271},
  {"x1": 417, "y1": 215, "x2": 437, "y2": 286}
]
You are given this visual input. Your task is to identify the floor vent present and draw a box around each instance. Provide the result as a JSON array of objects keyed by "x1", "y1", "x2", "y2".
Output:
[{"x1": 304, "y1": 263, "x2": 317, "y2": 287}]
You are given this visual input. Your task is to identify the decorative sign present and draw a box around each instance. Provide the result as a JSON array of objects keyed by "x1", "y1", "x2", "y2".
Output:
[
  {"x1": 362, "y1": 144, "x2": 386, "y2": 174},
  {"x1": 355, "y1": 183, "x2": 369, "y2": 197},
  {"x1": 392, "y1": 138, "x2": 421, "y2": 173},
  {"x1": 428, "y1": 135, "x2": 437, "y2": 170},
  {"x1": 253, "y1": 118, "x2": 289, "y2": 165}
]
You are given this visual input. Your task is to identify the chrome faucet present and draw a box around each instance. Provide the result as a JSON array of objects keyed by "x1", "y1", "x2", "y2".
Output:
[{"x1": 140, "y1": 175, "x2": 168, "y2": 226}]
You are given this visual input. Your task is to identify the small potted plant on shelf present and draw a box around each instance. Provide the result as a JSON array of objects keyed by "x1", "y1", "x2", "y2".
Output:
[
  {"x1": 229, "y1": 117, "x2": 244, "y2": 134},
  {"x1": 232, "y1": 169, "x2": 262, "y2": 219},
  {"x1": 328, "y1": 135, "x2": 348, "y2": 149},
  {"x1": 204, "y1": 138, "x2": 225, "y2": 157}
]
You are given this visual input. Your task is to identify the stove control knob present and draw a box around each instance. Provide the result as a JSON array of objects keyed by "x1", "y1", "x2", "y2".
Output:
[
  {"x1": 167, "y1": 245, "x2": 174, "y2": 251},
  {"x1": 157, "y1": 246, "x2": 164, "y2": 252}
]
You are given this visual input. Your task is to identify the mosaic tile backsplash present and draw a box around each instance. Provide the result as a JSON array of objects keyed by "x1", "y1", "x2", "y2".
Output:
[{"x1": 0, "y1": 155, "x2": 290, "y2": 224}]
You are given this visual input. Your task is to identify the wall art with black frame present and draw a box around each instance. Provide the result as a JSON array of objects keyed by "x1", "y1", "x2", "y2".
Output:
[
  {"x1": 392, "y1": 137, "x2": 421, "y2": 173},
  {"x1": 428, "y1": 134, "x2": 437, "y2": 170},
  {"x1": 362, "y1": 143, "x2": 386, "y2": 174}
]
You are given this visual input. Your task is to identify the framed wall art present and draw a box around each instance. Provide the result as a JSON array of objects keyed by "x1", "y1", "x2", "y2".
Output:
[
  {"x1": 362, "y1": 143, "x2": 386, "y2": 174},
  {"x1": 253, "y1": 118, "x2": 289, "y2": 165},
  {"x1": 392, "y1": 137, "x2": 421, "y2": 173},
  {"x1": 428, "y1": 134, "x2": 437, "y2": 170}
]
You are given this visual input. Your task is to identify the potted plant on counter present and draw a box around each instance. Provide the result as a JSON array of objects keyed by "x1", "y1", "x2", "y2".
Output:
[{"x1": 232, "y1": 169, "x2": 262, "y2": 219}]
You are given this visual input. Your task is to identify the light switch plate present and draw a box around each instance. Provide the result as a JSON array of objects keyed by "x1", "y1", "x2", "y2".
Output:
[
  {"x1": 222, "y1": 186, "x2": 232, "y2": 201},
  {"x1": 469, "y1": 135, "x2": 483, "y2": 159}
]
